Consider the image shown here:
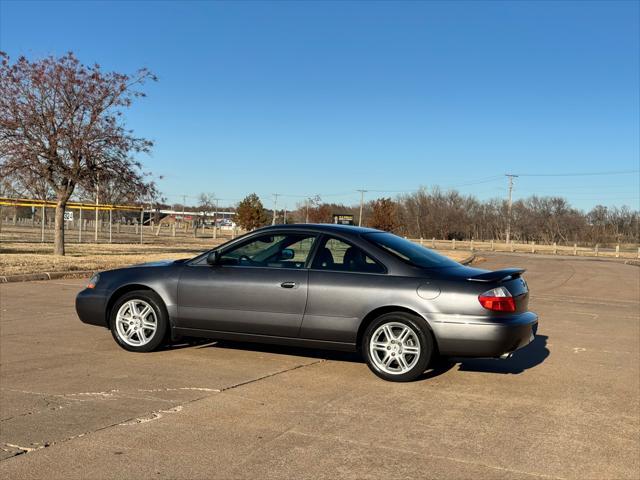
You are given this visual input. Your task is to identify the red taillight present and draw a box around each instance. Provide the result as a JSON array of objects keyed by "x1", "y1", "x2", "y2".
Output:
[{"x1": 478, "y1": 287, "x2": 516, "y2": 312}]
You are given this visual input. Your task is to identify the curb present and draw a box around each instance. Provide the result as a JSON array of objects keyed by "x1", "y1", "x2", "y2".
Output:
[
  {"x1": 0, "y1": 270, "x2": 95, "y2": 284},
  {"x1": 459, "y1": 253, "x2": 476, "y2": 265}
]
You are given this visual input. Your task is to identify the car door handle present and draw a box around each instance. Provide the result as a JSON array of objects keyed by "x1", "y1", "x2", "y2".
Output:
[{"x1": 280, "y1": 282, "x2": 297, "y2": 289}]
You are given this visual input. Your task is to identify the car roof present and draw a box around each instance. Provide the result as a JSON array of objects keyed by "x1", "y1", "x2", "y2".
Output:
[{"x1": 254, "y1": 223, "x2": 382, "y2": 235}]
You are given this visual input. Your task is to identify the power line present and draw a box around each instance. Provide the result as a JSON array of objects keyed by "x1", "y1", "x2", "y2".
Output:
[
  {"x1": 449, "y1": 175, "x2": 505, "y2": 188},
  {"x1": 515, "y1": 191, "x2": 639, "y2": 197},
  {"x1": 513, "y1": 170, "x2": 639, "y2": 177},
  {"x1": 362, "y1": 176, "x2": 504, "y2": 194},
  {"x1": 515, "y1": 184, "x2": 638, "y2": 192}
]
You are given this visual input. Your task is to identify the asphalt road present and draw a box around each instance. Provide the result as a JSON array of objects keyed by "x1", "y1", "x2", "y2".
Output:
[{"x1": 1, "y1": 254, "x2": 638, "y2": 479}]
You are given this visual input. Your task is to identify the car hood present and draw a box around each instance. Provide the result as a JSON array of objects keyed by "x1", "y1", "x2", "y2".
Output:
[{"x1": 129, "y1": 258, "x2": 190, "y2": 268}]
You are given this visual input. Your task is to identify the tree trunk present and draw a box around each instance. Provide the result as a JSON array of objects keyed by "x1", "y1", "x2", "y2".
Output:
[
  {"x1": 54, "y1": 200, "x2": 67, "y2": 256},
  {"x1": 53, "y1": 185, "x2": 75, "y2": 256}
]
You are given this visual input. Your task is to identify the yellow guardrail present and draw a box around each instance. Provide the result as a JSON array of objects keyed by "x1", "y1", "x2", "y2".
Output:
[{"x1": 0, "y1": 197, "x2": 143, "y2": 211}]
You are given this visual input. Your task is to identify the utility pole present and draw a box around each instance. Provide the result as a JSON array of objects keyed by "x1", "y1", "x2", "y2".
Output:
[
  {"x1": 283, "y1": 205, "x2": 287, "y2": 224},
  {"x1": 305, "y1": 198, "x2": 310, "y2": 224},
  {"x1": 272, "y1": 193, "x2": 280, "y2": 225},
  {"x1": 357, "y1": 189, "x2": 367, "y2": 227},
  {"x1": 505, "y1": 174, "x2": 518, "y2": 243}
]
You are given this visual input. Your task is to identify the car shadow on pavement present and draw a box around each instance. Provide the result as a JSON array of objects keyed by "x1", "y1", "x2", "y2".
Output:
[
  {"x1": 170, "y1": 334, "x2": 549, "y2": 378},
  {"x1": 453, "y1": 334, "x2": 550, "y2": 375},
  {"x1": 159, "y1": 338, "x2": 218, "y2": 351},
  {"x1": 194, "y1": 339, "x2": 364, "y2": 363}
]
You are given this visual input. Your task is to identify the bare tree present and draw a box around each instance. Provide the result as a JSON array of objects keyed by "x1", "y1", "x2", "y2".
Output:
[
  {"x1": 197, "y1": 192, "x2": 217, "y2": 226},
  {"x1": 0, "y1": 52, "x2": 157, "y2": 255},
  {"x1": 197, "y1": 193, "x2": 218, "y2": 214}
]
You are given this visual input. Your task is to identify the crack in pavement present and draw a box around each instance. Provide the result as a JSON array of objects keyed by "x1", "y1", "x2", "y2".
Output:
[
  {"x1": 0, "y1": 390, "x2": 196, "y2": 421},
  {"x1": 0, "y1": 359, "x2": 326, "y2": 461},
  {"x1": 2, "y1": 388, "x2": 119, "y2": 400},
  {"x1": 118, "y1": 405, "x2": 183, "y2": 426},
  {"x1": 218, "y1": 359, "x2": 324, "y2": 393},
  {"x1": 137, "y1": 386, "x2": 220, "y2": 393},
  {"x1": 3, "y1": 443, "x2": 42, "y2": 457}
]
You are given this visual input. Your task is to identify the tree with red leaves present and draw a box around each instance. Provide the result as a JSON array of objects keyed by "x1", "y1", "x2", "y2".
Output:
[
  {"x1": 369, "y1": 197, "x2": 399, "y2": 232},
  {"x1": 0, "y1": 52, "x2": 157, "y2": 255}
]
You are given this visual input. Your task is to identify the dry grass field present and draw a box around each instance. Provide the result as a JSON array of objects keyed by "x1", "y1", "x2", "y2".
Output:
[
  {"x1": 0, "y1": 242, "x2": 223, "y2": 276},
  {"x1": 0, "y1": 241, "x2": 473, "y2": 276}
]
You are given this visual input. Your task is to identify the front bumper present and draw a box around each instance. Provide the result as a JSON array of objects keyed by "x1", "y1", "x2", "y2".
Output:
[
  {"x1": 76, "y1": 288, "x2": 109, "y2": 327},
  {"x1": 431, "y1": 311, "x2": 538, "y2": 357}
]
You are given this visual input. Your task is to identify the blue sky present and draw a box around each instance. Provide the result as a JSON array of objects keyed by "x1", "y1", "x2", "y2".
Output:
[{"x1": 1, "y1": 0, "x2": 638, "y2": 211}]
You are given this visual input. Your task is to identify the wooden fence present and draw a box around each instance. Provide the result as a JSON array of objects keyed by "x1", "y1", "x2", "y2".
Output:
[{"x1": 408, "y1": 238, "x2": 640, "y2": 260}]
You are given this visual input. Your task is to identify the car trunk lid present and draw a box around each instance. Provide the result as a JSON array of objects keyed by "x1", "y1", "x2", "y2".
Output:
[{"x1": 435, "y1": 265, "x2": 530, "y2": 313}]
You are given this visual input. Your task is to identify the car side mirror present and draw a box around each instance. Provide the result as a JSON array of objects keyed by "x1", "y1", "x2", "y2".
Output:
[
  {"x1": 280, "y1": 248, "x2": 294, "y2": 261},
  {"x1": 206, "y1": 251, "x2": 220, "y2": 266}
]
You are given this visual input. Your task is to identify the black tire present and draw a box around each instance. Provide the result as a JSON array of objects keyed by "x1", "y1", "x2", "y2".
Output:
[
  {"x1": 109, "y1": 290, "x2": 168, "y2": 353},
  {"x1": 362, "y1": 312, "x2": 434, "y2": 382}
]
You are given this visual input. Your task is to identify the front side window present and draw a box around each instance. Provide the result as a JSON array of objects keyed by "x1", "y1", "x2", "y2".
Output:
[
  {"x1": 219, "y1": 233, "x2": 316, "y2": 269},
  {"x1": 363, "y1": 232, "x2": 459, "y2": 268},
  {"x1": 311, "y1": 237, "x2": 385, "y2": 274}
]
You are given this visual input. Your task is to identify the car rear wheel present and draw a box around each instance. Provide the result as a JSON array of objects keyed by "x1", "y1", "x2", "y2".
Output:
[
  {"x1": 362, "y1": 312, "x2": 433, "y2": 382},
  {"x1": 110, "y1": 290, "x2": 167, "y2": 352}
]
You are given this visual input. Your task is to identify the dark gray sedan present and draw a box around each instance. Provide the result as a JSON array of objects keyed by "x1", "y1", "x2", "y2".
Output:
[{"x1": 76, "y1": 224, "x2": 537, "y2": 381}]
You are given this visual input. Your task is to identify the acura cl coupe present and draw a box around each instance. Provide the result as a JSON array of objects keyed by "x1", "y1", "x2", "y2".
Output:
[{"x1": 76, "y1": 224, "x2": 538, "y2": 382}]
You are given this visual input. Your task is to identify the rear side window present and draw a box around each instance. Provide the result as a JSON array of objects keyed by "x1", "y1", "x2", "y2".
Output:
[
  {"x1": 363, "y1": 232, "x2": 459, "y2": 268},
  {"x1": 311, "y1": 237, "x2": 385, "y2": 274}
]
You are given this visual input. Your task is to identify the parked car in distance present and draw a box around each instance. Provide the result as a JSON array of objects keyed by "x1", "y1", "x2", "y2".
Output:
[{"x1": 76, "y1": 224, "x2": 538, "y2": 382}]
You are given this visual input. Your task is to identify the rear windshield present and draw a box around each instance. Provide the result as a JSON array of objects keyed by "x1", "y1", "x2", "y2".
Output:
[{"x1": 363, "y1": 232, "x2": 459, "y2": 268}]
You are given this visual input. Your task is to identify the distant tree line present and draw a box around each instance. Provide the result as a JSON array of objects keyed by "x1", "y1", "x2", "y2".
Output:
[
  {"x1": 392, "y1": 188, "x2": 638, "y2": 246},
  {"x1": 230, "y1": 188, "x2": 638, "y2": 247}
]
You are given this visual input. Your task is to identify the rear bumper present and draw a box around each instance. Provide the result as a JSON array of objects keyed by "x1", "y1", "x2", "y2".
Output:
[
  {"x1": 431, "y1": 311, "x2": 538, "y2": 357},
  {"x1": 76, "y1": 288, "x2": 109, "y2": 327}
]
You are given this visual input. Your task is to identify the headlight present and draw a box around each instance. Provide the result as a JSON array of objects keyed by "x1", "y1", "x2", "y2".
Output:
[{"x1": 87, "y1": 273, "x2": 100, "y2": 289}]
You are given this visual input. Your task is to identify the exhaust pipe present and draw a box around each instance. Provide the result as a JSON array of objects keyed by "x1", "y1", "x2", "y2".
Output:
[{"x1": 499, "y1": 352, "x2": 513, "y2": 360}]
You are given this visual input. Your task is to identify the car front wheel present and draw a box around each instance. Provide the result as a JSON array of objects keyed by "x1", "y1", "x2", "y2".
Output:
[
  {"x1": 110, "y1": 290, "x2": 167, "y2": 352},
  {"x1": 363, "y1": 312, "x2": 433, "y2": 382}
]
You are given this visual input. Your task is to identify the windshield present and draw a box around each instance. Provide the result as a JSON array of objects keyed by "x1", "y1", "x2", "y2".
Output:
[{"x1": 363, "y1": 232, "x2": 460, "y2": 268}]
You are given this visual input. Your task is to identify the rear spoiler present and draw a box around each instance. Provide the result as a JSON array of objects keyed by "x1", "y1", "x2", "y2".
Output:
[{"x1": 467, "y1": 268, "x2": 525, "y2": 283}]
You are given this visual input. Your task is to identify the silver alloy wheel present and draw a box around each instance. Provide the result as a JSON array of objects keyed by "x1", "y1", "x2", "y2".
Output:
[
  {"x1": 369, "y1": 321, "x2": 421, "y2": 375},
  {"x1": 115, "y1": 299, "x2": 157, "y2": 347}
]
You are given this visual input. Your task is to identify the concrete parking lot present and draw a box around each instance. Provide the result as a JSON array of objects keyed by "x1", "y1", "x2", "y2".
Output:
[{"x1": 1, "y1": 254, "x2": 638, "y2": 479}]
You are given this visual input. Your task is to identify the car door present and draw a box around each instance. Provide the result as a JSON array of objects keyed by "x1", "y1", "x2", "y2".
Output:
[
  {"x1": 300, "y1": 235, "x2": 388, "y2": 343},
  {"x1": 177, "y1": 232, "x2": 317, "y2": 337}
]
